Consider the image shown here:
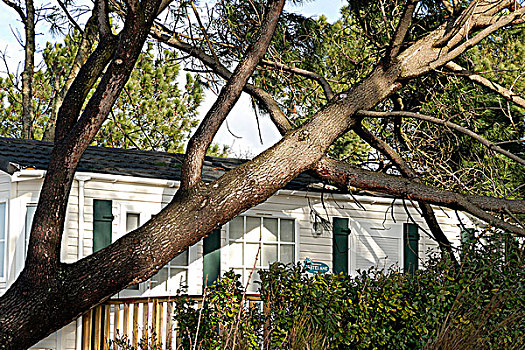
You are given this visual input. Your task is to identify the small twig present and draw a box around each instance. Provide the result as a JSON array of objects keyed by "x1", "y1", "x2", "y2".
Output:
[
  {"x1": 1, "y1": 0, "x2": 27, "y2": 23},
  {"x1": 358, "y1": 110, "x2": 525, "y2": 167},
  {"x1": 445, "y1": 61, "x2": 525, "y2": 109},
  {"x1": 55, "y1": 0, "x2": 83, "y2": 33}
]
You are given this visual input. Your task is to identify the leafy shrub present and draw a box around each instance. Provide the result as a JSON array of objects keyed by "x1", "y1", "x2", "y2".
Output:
[{"x1": 173, "y1": 232, "x2": 524, "y2": 349}]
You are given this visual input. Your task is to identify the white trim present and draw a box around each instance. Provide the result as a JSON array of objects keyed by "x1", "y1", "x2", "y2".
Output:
[
  {"x1": 74, "y1": 172, "x2": 179, "y2": 188},
  {"x1": 10, "y1": 170, "x2": 45, "y2": 182},
  {"x1": 276, "y1": 189, "x2": 421, "y2": 206}
]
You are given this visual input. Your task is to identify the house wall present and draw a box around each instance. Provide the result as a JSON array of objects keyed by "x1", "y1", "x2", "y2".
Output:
[
  {"x1": 0, "y1": 172, "x2": 11, "y2": 293},
  {"x1": 1, "y1": 170, "x2": 467, "y2": 350},
  {"x1": 222, "y1": 189, "x2": 462, "y2": 276}
]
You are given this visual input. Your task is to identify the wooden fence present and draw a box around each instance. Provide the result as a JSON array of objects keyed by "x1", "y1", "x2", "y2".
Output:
[{"x1": 81, "y1": 295, "x2": 262, "y2": 350}]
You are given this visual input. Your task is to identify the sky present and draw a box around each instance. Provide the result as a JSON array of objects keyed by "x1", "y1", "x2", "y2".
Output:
[
  {"x1": 0, "y1": 0, "x2": 346, "y2": 157},
  {"x1": 203, "y1": 1, "x2": 346, "y2": 157}
]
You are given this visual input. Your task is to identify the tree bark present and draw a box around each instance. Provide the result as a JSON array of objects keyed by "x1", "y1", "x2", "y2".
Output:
[
  {"x1": 21, "y1": 0, "x2": 34, "y2": 139},
  {"x1": 0, "y1": 1, "x2": 524, "y2": 348}
]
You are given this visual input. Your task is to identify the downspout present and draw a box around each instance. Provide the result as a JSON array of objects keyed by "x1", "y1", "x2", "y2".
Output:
[{"x1": 75, "y1": 175, "x2": 91, "y2": 350}]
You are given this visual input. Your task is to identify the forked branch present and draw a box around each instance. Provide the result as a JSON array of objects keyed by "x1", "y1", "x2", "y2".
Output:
[
  {"x1": 386, "y1": 0, "x2": 418, "y2": 61},
  {"x1": 179, "y1": 0, "x2": 285, "y2": 191}
]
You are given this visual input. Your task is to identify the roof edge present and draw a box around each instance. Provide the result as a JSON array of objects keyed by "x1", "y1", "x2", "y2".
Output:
[{"x1": 0, "y1": 156, "x2": 20, "y2": 175}]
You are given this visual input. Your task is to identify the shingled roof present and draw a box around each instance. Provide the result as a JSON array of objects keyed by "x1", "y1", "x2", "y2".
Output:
[{"x1": 0, "y1": 137, "x2": 321, "y2": 191}]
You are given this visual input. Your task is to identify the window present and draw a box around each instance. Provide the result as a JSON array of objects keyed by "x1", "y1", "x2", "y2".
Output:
[
  {"x1": 149, "y1": 250, "x2": 189, "y2": 293},
  {"x1": 25, "y1": 204, "x2": 37, "y2": 258},
  {"x1": 0, "y1": 202, "x2": 6, "y2": 278},
  {"x1": 350, "y1": 221, "x2": 403, "y2": 274},
  {"x1": 125, "y1": 213, "x2": 141, "y2": 290},
  {"x1": 125, "y1": 211, "x2": 190, "y2": 294},
  {"x1": 227, "y1": 216, "x2": 296, "y2": 292}
]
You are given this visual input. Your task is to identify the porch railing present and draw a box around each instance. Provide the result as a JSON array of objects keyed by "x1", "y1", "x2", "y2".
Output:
[{"x1": 81, "y1": 295, "x2": 262, "y2": 350}]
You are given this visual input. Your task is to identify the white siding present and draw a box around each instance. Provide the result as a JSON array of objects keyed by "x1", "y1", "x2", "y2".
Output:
[
  {"x1": 0, "y1": 172, "x2": 10, "y2": 293},
  {"x1": 4, "y1": 170, "x2": 467, "y2": 350}
]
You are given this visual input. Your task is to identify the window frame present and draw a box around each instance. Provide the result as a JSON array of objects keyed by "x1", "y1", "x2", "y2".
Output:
[
  {"x1": 0, "y1": 200, "x2": 8, "y2": 281},
  {"x1": 225, "y1": 212, "x2": 298, "y2": 291}
]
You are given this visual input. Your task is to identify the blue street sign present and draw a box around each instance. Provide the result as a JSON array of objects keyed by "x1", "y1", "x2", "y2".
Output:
[{"x1": 304, "y1": 258, "x2": 329, "y2": 274}]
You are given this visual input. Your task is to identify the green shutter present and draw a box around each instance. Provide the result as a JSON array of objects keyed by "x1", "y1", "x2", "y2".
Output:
[
  {"x1": 333, "y1": 218, "x2": 349, "y2": 275},
  {"x1": 403, "y1": 223, "x2": 419, "y2": 274},
  {"x1": 461, "y1": 228, "x2": 475, "y2": 245},
  {"x1": 93, "y1": 200, "x2": 113, "y2": 253},
  {"x1": 461, "y1": 228, "x2": 476, "y2": 257},
  {"x1": 203, "y1": 228, "x2": 221, "y2": 287}
]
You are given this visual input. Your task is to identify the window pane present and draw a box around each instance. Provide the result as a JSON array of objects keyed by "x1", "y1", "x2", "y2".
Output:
[
  {"x1": 167, "y1": 268, "x2": 187, "y2": 292},
  {"x1": 25, "y1": 205, "x2": 37, "y2": 258},
  {"x1": 245, "y1": 243, "x2": 260, "y2": 267},
  {"x1": 280, "y1": 245, "x2": 295, "y2": 264},
  {"x1": 245, "y1": 217, "x2": 261, "y2": 241},
  {"x1": 262, "y1": 218, "x2": 278, "y2": 242},
  {"x1": 247, "y1": 269, "x2": 261, "y2": 293},
  {"x1": 126, "y1": 213, "x2": 140, "y2": 233},
  {"x1": 149, "y1": 267, "x2": 168, "y2": 292},
  {"x1": 280, "y1": 219, "x2": 295, "y2": 242},
  {"x1": 262, "y1": 244, "x2": 278, "y2": 266},
  {"x1": 0, "y1": 242, "x2": 4, "y2": 278},
  {"x1": 171, "y1": 249, "x2": 188, "y2": 266},
  {"x1": 229, "y1": 243, "x2": 243, "y2": 266},
  {"x1": 229, "y1": 216, "x2": 244, "y2": 240}
]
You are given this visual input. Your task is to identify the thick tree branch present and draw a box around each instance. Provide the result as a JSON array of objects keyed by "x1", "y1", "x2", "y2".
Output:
[
  {"x1": 314, "y1": 158, "x2": 525, "y2": 223},
  {"x1": 53, "y1": 32, "x2": 118, "y2": 142},
  {"x1": 27, "y1": 0, "x2": 160, "y2": 279},
  {"x1": 445, "y1": 61, "x2": 525, "y2": 109},
  {"x1": 43, "y1": 14, "x2": 99, "y2": 141},
  {"x1": 434, "y1": 5, "x2": 525, "y2": 69},
  {"x1": 399, "y1": 2, "x2": 525, "y2": 78},
  {"x1": 354, "y1": 124, "x2": 458, "y2": 263},
  {"x1": 96, "y1": 0, "x2": 112, "y2": 39},
  {"x1": 179, "y1": 0, "x2": 285, "y2": 192},
  {"x1": 21, "y1": 0, "x2": 34, "y2": 139},
  {"x1": 434, "y1": 0, "x2": 479, "y2": 48},
  {"x1": 357, "y1": 110, "x2": 525, "y2": 167},
  {"x1": 386, "y1": 0, "x2": 418, "y2": 61}
]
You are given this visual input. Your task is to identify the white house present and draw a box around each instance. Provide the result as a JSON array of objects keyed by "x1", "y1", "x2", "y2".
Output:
[{"x1": 0, "y1": 137, "x2": 469, "y2": 349}]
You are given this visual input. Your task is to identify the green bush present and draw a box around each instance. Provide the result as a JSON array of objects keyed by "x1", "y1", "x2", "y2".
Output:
[
  {"x1": 173, "y1": 232, "x2": 524, "y2": 349},
  {"x1": 109, "y1": 333, "x2": 162, "y2": 350}
]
